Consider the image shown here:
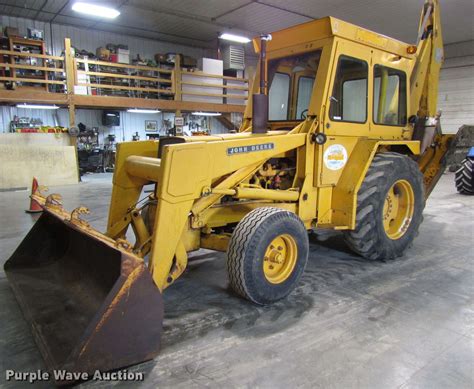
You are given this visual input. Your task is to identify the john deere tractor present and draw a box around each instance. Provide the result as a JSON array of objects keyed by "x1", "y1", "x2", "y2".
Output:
[{"x1": 4, "y1": 0, "x2": 454, "y2": 383}]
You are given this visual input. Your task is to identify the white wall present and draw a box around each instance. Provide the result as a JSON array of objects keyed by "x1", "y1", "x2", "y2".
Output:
[
  {"x1": 0, "y1": 106, "x2": 231, "y2": 141},
  {"x1": 0, "y1": 105, "x2": 171, "y2": 142},
  {"x1": 438, "y1": 40, "x2": 474, "y2": 134}
]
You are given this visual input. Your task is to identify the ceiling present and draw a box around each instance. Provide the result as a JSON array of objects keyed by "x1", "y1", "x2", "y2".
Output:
[{"x1": 0, "y1": 0, "x2": 473, "y2": 49}]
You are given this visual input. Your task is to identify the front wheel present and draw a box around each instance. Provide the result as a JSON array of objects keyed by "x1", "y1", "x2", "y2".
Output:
[
  {"x1": 227, "y1": 207, "x2": 308, "y2": 305},
  {"x1": 344, "y1": 152, "x2": 425, "y2": 260}
]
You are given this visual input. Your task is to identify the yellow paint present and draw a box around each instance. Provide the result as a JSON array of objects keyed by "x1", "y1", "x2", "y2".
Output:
[
  {"x1": 263, "y1": 234, "x2": 298, "y2": 284},
  {"x1": 356, "y1": 29, "x2": 388, "y2": 48},
  {"x1": 383, "y1": 179, "x2": 415, "y2": 239}
]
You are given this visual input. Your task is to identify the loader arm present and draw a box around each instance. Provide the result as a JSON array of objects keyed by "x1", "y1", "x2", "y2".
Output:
[{"x1": 108, "y1": 132, "x2": 307, "y2": 291}]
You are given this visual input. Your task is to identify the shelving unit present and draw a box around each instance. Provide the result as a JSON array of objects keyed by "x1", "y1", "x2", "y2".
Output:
[
  {"x1": 0, "y1": 37, "x2": 66, "y2": 93},
  {"x1": 75, "y1": 58, "x2": 174, "y2": 99},
  {"x1": 0, "y1": 38, "x2": 248, "y2": 130}
]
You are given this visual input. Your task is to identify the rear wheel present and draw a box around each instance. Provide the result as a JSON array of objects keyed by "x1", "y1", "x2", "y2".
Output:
[
  {"x1": 227, "y1": 207, "x2": 308, "y2": 305},
  {"x1": 455, "y1": 158, "x2": 474, "y2": 195},
  {"x1": 344, "y1": 152, "x2": 425, "y2": 260}
]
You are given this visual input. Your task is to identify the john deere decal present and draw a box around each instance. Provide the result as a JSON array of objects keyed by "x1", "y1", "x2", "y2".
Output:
[{"x1": 227, "y1": 143, "x2": 275, "y2": 155}]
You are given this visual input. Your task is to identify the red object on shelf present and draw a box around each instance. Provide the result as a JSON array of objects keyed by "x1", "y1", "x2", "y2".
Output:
[{"x1": 110, "y1": 54, "x2": 118, "y2": 63}]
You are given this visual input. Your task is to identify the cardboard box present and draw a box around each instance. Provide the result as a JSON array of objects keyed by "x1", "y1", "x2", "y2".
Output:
[
  {"x1": 154, "y1": 53, "x2": 166, "y2": 63},
  {"x1": 4, "y1": 27, "x2": 20, "y2": 37},
  {"x1": 96, "y1": 47, "x2": 110, "y2": 61},
  {"x1": 117, "y1": 48, "x2": 129, "y2": 64},
  {"x1": 183, "y1": 58, "x2": 223, "y2": 104},
  {"x1": 182, "y1": 55, "x2": 197, "y2": 67},
  {"x1": 28, "y1": 28, "x2": 44, "y2": 40}
]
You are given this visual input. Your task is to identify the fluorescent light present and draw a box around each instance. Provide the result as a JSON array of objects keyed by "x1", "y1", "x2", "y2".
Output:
[
  {"x1": 192, "y1": 112, "x2": 221, "y2": 116},
  {"x1": 219, "y1": 33, "x2": 251, "y2": 44},
  {"x1": 16, "y1": 104, "x2": 59, "y2": 110},
  {"x1": 127, "y1": 108, "x2": 161, "y2": 114},
  {"x1": 72, "y1": 2, "x2": 120, "y2": 19}
]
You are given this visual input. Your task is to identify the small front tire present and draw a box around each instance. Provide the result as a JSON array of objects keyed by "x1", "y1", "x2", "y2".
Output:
[{"x1": 227, "y1": 207, "x2": 308, "y2": 305}]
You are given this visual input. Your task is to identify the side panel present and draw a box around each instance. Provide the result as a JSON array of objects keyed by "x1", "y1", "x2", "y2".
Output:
[{"x1": 320, "y1": 136, "x2": 359, "y2": 185}]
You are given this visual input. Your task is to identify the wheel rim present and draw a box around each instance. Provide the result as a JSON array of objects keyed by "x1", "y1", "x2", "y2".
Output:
[
  {"x1": 263, "y1": 234, "x2": 298, "y2": 284},
  {"x1": 383, "y1": 179, "x2": 415, "y2": 240}
]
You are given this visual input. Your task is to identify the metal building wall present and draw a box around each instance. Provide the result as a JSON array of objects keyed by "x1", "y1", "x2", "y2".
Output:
[
  {"x1": 438, "y1": 41, "x2": 474, "y2": 134},
  {"x1": 0, "y1": 15, "x2": 206, "y2": 58}
]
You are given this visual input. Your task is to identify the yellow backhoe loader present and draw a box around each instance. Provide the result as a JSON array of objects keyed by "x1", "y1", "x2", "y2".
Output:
[{"x1": 5, "y1": 0, "x2": 453, "y2": 383}]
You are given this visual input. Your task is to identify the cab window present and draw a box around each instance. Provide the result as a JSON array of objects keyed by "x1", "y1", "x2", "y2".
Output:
[
  {"x1": 268, "y1": 72, "x2": 290, "y2": 120},
  {"x1": 329, "y1": 56, "x2": 368, "y2": 123},
  {"x1": 268, "y1": 50, "x2": 321, "y2": 121},
  {"x1": 296, "y1": 76, "x2": 315, "y2": 119},
  {"x1": 373, "y1": 65, "x2": 407, "y2": 126}
]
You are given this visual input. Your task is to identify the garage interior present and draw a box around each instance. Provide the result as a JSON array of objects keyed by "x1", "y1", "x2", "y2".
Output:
[{"x1": 0, "y1": 0, "x2": 473, "y2": 387}]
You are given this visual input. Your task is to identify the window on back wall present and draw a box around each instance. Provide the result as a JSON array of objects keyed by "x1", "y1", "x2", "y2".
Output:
[
  {"x1": 373, "y1": 65, "x2": 407, "y2": 126},
  {"x1": 329, "y1": 56, "x2": 368, "y2": 123}
]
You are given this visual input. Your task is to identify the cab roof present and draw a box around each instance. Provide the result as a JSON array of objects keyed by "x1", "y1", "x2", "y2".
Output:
[{"x1": 253, "y1": 16, "x2": 415, "y2": 59}]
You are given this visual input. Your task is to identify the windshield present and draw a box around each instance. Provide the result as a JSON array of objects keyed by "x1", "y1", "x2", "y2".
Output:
[{"x1": 267, "y1": 50, "x2": 321, "y2": 121}]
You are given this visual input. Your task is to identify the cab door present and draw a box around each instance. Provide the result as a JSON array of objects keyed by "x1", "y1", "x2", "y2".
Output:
[
  {"x1": 323, "y1": 40, "x2": 372, "y2": 137},
  {"x1": 319, "y1": 40, "x2": 372, "y2": 186}
]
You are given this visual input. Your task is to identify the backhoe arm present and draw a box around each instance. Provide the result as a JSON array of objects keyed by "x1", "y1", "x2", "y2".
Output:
[
  {"x1": 410, "y1": 0, "x2": 444, "y2": 119},
  {"x1": 409, "y1": 0, "x2": 454, "y2": 196}
]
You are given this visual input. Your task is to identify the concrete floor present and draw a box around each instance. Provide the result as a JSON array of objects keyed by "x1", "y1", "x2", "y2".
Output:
[{"x1": 0, "y1": 172, "x2": 473, "y2": 388}]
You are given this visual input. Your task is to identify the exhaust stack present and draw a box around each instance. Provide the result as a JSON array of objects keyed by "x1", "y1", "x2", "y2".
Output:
[{"x1": 252, "y1": 34, "x2": 272, "y2": 134}]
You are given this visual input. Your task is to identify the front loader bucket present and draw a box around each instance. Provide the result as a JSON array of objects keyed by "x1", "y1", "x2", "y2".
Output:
[{"x1": 4, "y1": 210, "x2": 164, "y2": 385}]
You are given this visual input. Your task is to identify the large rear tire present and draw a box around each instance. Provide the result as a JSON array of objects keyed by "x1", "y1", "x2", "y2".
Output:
[
  {"x1": 455, "y1": 158, "x2": 474, "y2": 195},
  {"x1": 227, "y1": 207, "x2": 308, "y2": 305},
  {"x1": 344, "y1": 152, "x2": 425, "y2": 260}
]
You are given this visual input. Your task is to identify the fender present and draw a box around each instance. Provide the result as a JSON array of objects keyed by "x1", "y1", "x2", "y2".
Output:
[{"x1": 331, "y1": 139, "x2": 420, "y2": 230}]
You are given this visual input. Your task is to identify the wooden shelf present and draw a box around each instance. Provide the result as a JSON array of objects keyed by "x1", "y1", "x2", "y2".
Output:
[{"x1": 0, "y1": 37, "x2": 247, "y2": 131}]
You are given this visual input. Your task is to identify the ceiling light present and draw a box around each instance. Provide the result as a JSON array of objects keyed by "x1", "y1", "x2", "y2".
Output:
[
  {"x1": 127, "y1": 109, "x2": 161, "y2": 114},
  {"x1": 72, "y1": 2, "x2": 120, "y2": 19},
  {"x1": 16, "y1": 104, "x2": 59, "y2": 110},
  {"x1": 219, "y1": 33, "x2": 251, "y2": 44},
  {"x1": 192, "y1": 112, "x2": 222, "y2": 116}
]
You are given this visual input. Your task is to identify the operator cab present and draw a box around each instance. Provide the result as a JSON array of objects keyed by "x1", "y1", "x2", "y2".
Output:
[{"x1": 267, "y1": 50, "x2": 321, "y2": 129}]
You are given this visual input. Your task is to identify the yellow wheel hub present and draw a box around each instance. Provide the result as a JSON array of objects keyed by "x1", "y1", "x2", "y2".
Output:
[
  {"x1": 263, "y1": 234, "x2": 298, "y2": 284},
  {"x1": 383, "y1": 179, "x2": 415, "y2": 240}
]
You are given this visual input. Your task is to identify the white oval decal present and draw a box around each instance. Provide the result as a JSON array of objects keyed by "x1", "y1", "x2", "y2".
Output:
[{"x1": 324, "y1": 144, "x2": 348, "y2": 171}]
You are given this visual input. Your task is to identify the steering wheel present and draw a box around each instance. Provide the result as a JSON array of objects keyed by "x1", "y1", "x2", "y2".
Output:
[{"x1": 300, "y1": 109, "x2": 308, "y2": 120}]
